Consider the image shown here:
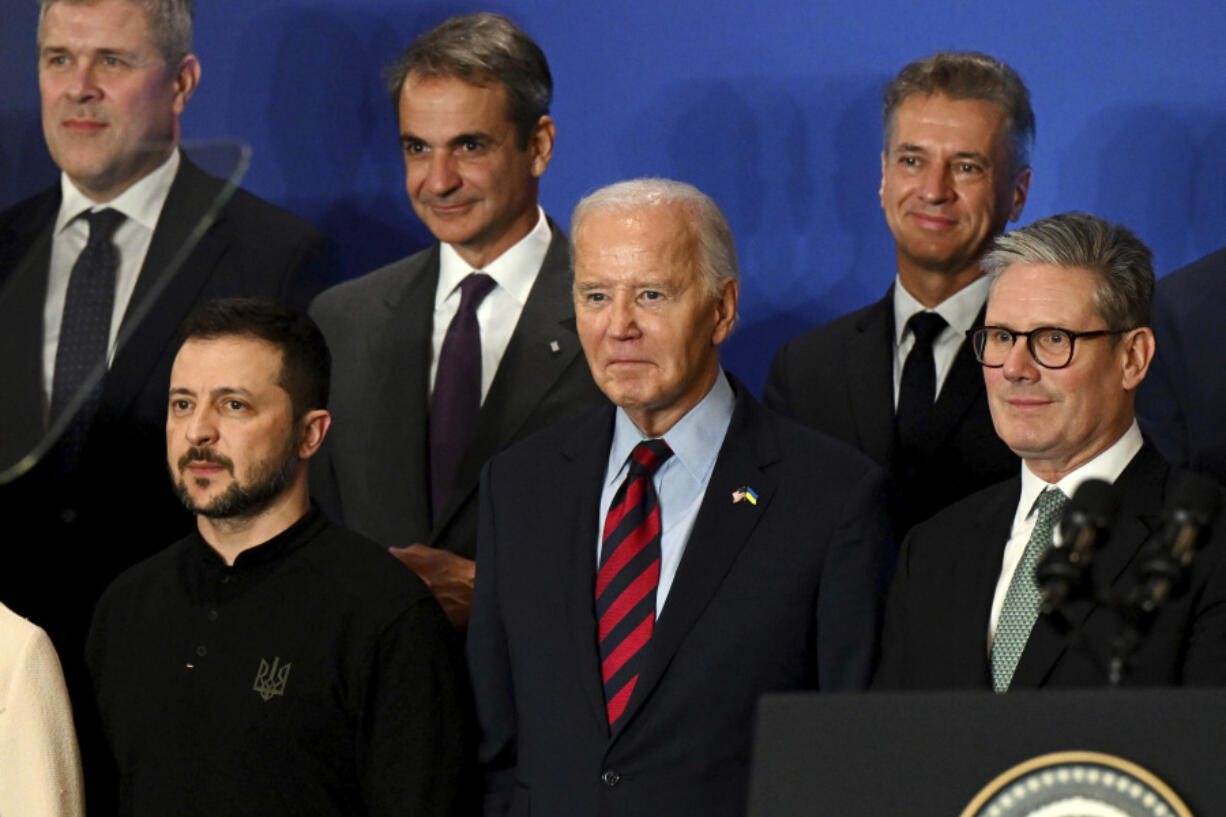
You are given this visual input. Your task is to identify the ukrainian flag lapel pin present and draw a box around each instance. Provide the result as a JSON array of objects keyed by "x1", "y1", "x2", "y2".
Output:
[{"x1": 731, "y1": 486, "x2": 758, "y2": 505}]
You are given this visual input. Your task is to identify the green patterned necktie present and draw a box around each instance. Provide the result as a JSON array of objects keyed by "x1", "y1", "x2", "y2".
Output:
[{"x1": 990, "y1": 486, "x2": 1069, "y2": 692}]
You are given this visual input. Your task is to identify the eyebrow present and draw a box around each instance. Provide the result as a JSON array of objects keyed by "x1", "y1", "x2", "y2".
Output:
[
  {"x1": 399, "y1": 130, "x2": 497, "y2": 149},
  {"x1": 168, "y1": 386, "x2": 256, "y2": 400}
]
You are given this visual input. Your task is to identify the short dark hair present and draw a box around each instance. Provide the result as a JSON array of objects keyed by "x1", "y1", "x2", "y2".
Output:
[
  {"x1": 883, "y1": 51, "x2": 1035, "y2": 175},
  {"x1": 385, "y1": 12, "x2": 552, "y2": 148},
  {"x1": 176, "y1": 298, "x2": 331, "y2": 419},
  {"x1": 38, "y1": 0, "x2": 194, "y2": 65},
  {"x1": 982, "y1": 212, "x2": 1154, "y2": 330}
]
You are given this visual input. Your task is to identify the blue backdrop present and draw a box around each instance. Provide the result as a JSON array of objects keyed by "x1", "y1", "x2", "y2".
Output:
[{"x1": 4, "y1": 0, "x2": 1224, "y2": 393}]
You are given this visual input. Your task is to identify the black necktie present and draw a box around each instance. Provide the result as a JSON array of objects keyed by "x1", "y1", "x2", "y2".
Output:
[
  {"x1": 429, "y1": 272, "x2": 496, "y2": 524},
  {"x1": 895, "y1": 310, "x2": 948, "y2": 452},
  {"x1": 50, "y1": 208, "x2": 126, "y2": 467}
]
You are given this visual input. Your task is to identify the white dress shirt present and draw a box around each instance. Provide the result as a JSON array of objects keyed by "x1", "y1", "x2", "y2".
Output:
[
  {"x1": 42, "y1": 148, "x2": 180, "y2": 403},
  {"x1": 429, "y1": 206, "x2": 551, "y2": 402},
  {"x1": 891, "y1": 274, "x2": 991, "y2": 409},
  {"x1": 596, "y1": 370, "x2": 736, "y2": 616},
  {"x1": 987, "y1": 421, "x2": 1145, "y2": 649}
]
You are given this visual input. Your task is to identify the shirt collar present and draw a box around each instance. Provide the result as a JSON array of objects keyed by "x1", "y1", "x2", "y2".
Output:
[
  {"x1": 55, "y1": 147, "x2": 180, "y2": 234},
  {"x1": 436, "y1": 206, "x2": 550, "y2": 308},
  {"x1": 1016, "y1": 421, "x2": 1145, "y2": 521},
  {"x1": 604, "y1": 368, "x2": 735, "y2": 488},
  {"x1": 892, "y1": 273, "x2": 991, "y2": 346}
]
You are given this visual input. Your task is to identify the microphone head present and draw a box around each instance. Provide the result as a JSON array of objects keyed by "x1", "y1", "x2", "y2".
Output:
[
  {"x1": 1170, "y1": 472, "x2": 1224, "y2": 528},
  {"x1": 1059, "y1": 478, "x2": 1118, "y2": 540}
]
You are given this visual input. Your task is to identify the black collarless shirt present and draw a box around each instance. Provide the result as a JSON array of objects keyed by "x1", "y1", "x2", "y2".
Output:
[{"x1": 87, "y1": 505, "x2": 472, "y2": 817}]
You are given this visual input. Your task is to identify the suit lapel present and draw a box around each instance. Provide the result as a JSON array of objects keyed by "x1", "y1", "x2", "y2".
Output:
[
  {"x1": 960, "y1": 480, "x2": 1021, "y2": 686},
  {"x1": 924, "y1": 305, "x2": 989, "y2": 450},
  {"x1": 376, "y1": 249, "x2": 437, "y2": 537},
  {"x1": 1013, "y1": 445, "x2": 1167, "y2": 687},
  {"x1": 100, "y1": 157, "x2": 228, "y2": 420},
  {"x1": 561, "y1": 407, "x2": 616, "y2": 732},
  {"x1": 845, "y1": 290, "x2": 896, "y2": 466},
  {"x1": 433, "y1": 223, "x2": 584, "y2": 535},
  {"x1": 611, "y1": 378, "x2": 777, "y2": 741},
  {"x1": 0, "y1": 186, "x2": 59, "y2": 467}
]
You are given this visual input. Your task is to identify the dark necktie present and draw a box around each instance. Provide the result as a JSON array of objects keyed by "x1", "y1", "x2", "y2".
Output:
[
  {"x1": 429, "y1": 272, "x2": 496, "y2": 524},
  {"x1": 50, "y1": 208, "x2": 126, "y2": 467},
  {"x1": 596, "y1": 439, "x2": 673, "y2": 727},
  {"x1": 895, "y1": 310, "x2": 948, "y2": 452}
]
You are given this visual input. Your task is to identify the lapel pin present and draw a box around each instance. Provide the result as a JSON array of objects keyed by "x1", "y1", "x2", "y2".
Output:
[
  {"x1": 549, "y1": 339, "x2": 561, "y2": 353},
  {"x1": 732, "y1": 486, "x2": 758, "y2": 505}
]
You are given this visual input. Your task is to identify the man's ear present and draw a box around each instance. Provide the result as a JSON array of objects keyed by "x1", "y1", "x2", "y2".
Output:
[
  {"x1": 171, "y1": 53, "x2": 201, "y2": 115},
  {"x1": 297, "y1": 409, "x2": 332, "y2": 459},
  {"x1": 1121, "y1": 326, "x2": 1156, "y2": 391},
  {"x1": 711, "y1": 278, "x2": 739, "y2": 346},
  {"x1": 527, "y1": 115, "x2": 555, "y2": 178}
]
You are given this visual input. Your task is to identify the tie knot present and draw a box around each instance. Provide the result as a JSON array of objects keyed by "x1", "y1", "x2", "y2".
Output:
[
  {"x1": 457, "y1": 272, "x2": 496, "y2": 310},
  {"x1": 83, "y1": 208, "x2": 126, "y2": 244},
  {"x1": 1034, "y1": 486, "x2": 1069, "y2": 522},
  {"x1": 906, "y1": 311, "x2": 947, "y2": 346},
  {"x1": 628, "y1": 439, "x2": 673, "y2": 477}
]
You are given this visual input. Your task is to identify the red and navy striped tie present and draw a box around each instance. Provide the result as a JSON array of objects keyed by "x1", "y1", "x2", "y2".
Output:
[{"x1": 596, "y1": 439, "x2": 673, "y2": 727}]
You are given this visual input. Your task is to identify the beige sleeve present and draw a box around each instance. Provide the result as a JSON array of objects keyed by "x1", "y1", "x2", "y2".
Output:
[{"x1": 0, "y1": 606, "x2": 85, "y2": 817}]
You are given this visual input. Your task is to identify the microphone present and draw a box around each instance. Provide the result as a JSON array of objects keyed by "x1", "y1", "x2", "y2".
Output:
[
  {"x1": 1038, "y1": 479, "x2": 1117, "y2": 616},
  {"x1": 1133, "y1": 473, "x2": 1223, "y2": 613}
]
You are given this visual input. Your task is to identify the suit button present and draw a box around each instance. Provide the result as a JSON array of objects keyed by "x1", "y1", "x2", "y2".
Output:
[{"x1": 601, "y1": 769, "x2": 620, "y2": 787}]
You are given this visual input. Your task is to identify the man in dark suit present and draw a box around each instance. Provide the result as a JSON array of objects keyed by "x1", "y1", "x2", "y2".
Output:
[
  {"x1": 0, "y1": 0, "x2": 326, "y2": 685},
  {"x1": 1137, "y1": 246, "x2": 1226, "y2": 485},
  {"x1": 311, "y1": 13, "x2": 602, "y2": 628},
  {"x1": 765, "y1": 52, "x2": 1033, "y2": 533},
  {"x1": 876, "y1": 212, "x2": 1226, "y2": 691},
  {"x1": 468, "y1": 179, "x2": 896, "y2": 817}
]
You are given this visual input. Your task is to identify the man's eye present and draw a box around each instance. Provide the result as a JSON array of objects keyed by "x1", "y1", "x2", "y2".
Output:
[
  {"x1": 586, "y1": 292, "x2": 606, "y2": 303},
  {"x1": 404, "y1": 143, "x2": 425, "y2": 155},
  {"x1": 226, "y1": 400, "x2": 246, "y2": 411},
  {"x1": 1043, "y1": 331, "x2": 1070, "y2": 346},
  {"x1": 956, "y1": 162, "x2": 983, "y2": 174},
  {"x1": 170, "y1": 399, "x2": 190, "y2": 411},
  {"x1": 990, "y1": 329, "x2": 1014, "y2": 344},
  {"x1": 641, "y1": 291, "x2": 663, "y2": 301},
  {"x1": 900, "y1": 156, "x2": 920, "y2": 167},
  {"x1": 461, "y1": 139, "x2": 483, "y2": 152}
]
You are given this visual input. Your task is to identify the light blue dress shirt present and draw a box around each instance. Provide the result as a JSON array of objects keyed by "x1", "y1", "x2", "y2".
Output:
[{"x1": 596, "y1": 370, "x2": 736, "y2": 616}]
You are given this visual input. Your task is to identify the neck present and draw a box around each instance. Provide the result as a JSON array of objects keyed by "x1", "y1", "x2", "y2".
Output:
[
  {"x1": 896, "y1": 260, "x2": 985, "y2": 308},
  {"x1": 627, "y1": 365, "x2": 720, "y2": 439},
  {"x1": 196, "y1": 480, "x2": 311, "y2": 566},
  {"x1": 1021, "y1": 421, "x2": 1133, "y2": 485},
  {"x1": 452, "y1": 201, "x2": 539, "y2": 270}
]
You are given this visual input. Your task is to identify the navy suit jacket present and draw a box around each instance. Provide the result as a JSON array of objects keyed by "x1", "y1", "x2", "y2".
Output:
[
  {"x1": 875, "y1": 443, "x2": 1226, "y2": 690},
  {"x1": 764, "y1": 286, "x2": 1017, "y2": 533},
  {"x1": 310, "y1": 221, "x2": 604, "y2": 559},
  {"x1": 468, "y1": 375, "x2": 896, "y2": 817},
  {"x1": 1138, "y1": 246, "x2": 1226, "y2": 485}
]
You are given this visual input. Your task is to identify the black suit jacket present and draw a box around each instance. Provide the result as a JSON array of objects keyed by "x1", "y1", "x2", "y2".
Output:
[
  {"x1": 0, "y1": 154, "x2": 328, "y2": 655},
  {"x1": 309, "y1": 221, "x2": 604, "y2": 559},
  {"x1": 468, "y1": 375, "x2": 896, "y2": 817},
  {"x1": 1138, "y1": 246, "x2": 1226, "y2": 485},
  {"x1": 875, "y1": 443, "x2": 1226, "y2": 690},
  {"x1": 764, "y1": 286, "x2": 1017, "y2": 533}
]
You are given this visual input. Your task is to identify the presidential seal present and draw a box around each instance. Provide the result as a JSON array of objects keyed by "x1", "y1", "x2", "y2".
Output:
[{"x1": 959, "y1": 751, "x2": 1194, "y2": 817}]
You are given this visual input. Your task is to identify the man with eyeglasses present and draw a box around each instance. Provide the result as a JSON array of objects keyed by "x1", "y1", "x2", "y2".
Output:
[{"x1": 875, "y1": 212, "x2": 1226, "y2": 690}]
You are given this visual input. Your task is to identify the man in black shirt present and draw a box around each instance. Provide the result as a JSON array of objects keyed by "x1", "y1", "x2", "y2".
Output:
[{"x1": 86, "y1": 299, "x2": 471, "y2": 817}]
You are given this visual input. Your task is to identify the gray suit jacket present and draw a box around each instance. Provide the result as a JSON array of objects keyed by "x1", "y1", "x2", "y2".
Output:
[{"x1": 310, "y1": 220, "x2": 604, "y2": 558}]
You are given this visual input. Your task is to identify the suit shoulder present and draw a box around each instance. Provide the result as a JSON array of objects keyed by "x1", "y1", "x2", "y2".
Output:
[
  {"x1": 486, "y1": 403, "x2": 608, "y2": 474},
  {"x1": 777, "y1": 298, "x2": 885, "y2": 356},
  {"x1": 766, "y1": 405, "x2": 883, "y2": 480},
  {"x1": 906, "y1": 477, "x2": 1017, "y2": 543},
  {"x1": 311, "y1": 246, "x2": 435, "y2": 317},
  {"x1": 219, "y1": 186, "x2": 324, "y2": 247},
  {"x1": 0, "y1": 185, "x2": 60, "y2": 234}
]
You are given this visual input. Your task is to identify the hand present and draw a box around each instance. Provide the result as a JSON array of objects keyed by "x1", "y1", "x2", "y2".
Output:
[{"x1": 388, "y1": 544, "x2": 475, "y2": 630}]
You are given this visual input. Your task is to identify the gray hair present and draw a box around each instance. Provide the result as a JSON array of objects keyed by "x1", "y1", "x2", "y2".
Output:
[
  {"x1": 385, "y1": 13, "x2": 551, "y2": 149},
  {"x1": 38, "y1": 0, "x2": 193, "y2": 66},
  {"x1": 883, "y1": 51, "x2": 1035, "y2": 175},
  {"x1": 571, "y1": 178, "x2": 740, "y2": 299},
  {"x1": 982, "y1": 212, "x2": 1154, "y2": 330}
]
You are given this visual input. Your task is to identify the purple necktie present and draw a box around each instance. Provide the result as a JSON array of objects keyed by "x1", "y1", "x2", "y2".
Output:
[{"x1": 429, "y1": 272, "x2": 496, "y2": 523}]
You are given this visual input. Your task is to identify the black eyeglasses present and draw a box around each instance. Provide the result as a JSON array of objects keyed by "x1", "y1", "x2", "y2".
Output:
[{"x1": 967, "y1": 326, "x2": 1131, "y2": 369}]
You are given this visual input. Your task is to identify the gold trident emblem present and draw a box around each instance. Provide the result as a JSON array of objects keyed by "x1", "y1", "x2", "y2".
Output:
[{"x1": 253, "y1": 657, "x2": 292, "y2": 701}]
